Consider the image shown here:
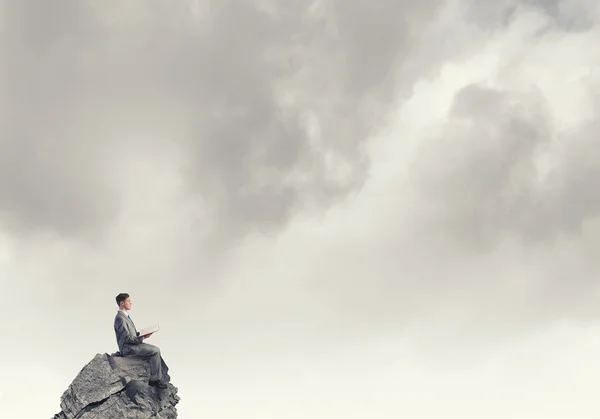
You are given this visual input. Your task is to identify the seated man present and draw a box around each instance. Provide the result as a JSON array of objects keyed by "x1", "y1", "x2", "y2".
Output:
[{"x1": 114, "y1": 293, "x2": 168, "y2": 389}]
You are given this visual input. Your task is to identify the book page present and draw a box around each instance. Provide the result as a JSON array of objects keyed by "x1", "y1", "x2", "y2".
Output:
[{"x1": 139, "y1": 324, "x2": 160, "y2": 336}]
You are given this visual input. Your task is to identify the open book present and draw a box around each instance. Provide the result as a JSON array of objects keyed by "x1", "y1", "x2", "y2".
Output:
[{"x1": 139, "y1": 324, "x2": 160, "y2": 337}]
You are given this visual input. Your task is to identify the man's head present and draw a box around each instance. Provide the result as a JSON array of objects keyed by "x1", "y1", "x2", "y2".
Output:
[{"x1": 116, "y1": 293, "x2": 132, "y2": 311}]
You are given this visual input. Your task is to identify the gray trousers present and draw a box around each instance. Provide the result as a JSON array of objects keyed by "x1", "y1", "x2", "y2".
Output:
[{"x1": 122, "y1": 343, "x2": 164, "y2": 381}]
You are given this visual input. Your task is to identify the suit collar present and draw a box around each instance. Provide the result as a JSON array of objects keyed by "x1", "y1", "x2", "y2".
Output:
[{"x1": 117, "y1": 310, "x2": 129, "y2": 318}]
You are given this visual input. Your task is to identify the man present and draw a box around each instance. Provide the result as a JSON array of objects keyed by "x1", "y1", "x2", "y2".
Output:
[{"x1": 114, "y1": 293, "x2": 168, "y2": 389}]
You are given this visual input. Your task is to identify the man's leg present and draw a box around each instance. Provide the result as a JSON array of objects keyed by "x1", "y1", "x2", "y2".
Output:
[{"x1": 129, "y1": 343, "x2": 163, "y2": 382}]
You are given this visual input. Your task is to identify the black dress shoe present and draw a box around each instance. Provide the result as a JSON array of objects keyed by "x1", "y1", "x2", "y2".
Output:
[{"x1": 149, "y1": 379, "x2": 168, "y2": 389}]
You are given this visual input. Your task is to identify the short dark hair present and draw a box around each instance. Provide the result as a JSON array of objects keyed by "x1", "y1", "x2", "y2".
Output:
[{"x1": 116, "y1": 293, "x2": 129, "y2": 306}]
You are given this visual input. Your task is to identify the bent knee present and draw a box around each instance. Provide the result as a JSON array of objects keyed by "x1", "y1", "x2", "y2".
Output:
[{"x1": 141, "y1": 343, "x2": 160, "y2": 354}]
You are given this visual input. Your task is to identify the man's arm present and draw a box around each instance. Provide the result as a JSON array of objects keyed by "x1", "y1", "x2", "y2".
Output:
[{"x1": 115, "y1": 316, "x2": 144, "y2": 345}]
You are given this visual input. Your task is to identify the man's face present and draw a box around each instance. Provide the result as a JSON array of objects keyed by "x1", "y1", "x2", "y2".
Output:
[{"x1": 121, "y1": 297, "x2": 132, "y2": 311}]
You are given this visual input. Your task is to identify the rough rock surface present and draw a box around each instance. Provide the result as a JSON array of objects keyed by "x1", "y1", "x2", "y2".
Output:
[{"x1": 52, "y1": 353, "x2": 179, "y2": 419}]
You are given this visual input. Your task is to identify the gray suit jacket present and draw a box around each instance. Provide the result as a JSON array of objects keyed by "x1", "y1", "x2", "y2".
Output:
[{"x1": 114, "y1": 311, "x2": 144, "y2": 354}]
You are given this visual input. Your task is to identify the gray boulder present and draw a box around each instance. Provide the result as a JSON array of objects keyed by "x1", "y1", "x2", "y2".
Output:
[{"x1": 52, "y1": 353, "x2": 179, "y2": 419}]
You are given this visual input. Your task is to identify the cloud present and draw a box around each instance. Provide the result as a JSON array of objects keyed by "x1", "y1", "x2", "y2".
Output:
[
  {"x1": 409, "y1": 33, "x2": 600, "y2": 253},
  {"x1": 410, "y1": 83, "x2": 553, "y2": 250},
  {"x1": 266, "y1": 5, "x2": 600, "y2": 355},
  {"x1": 0, "y1": 1, "x2": 119, "y2": 238},
  {"x1": 160, "y1": 0, "x2": 448, "y2": 239},
  {"x1": 0, "y1": 0, "x2": 451, "y2": 243},
  {"x1": 4, "y1": 3, "x2": 600, "y2": 417},
  {"x1": 376, "y1": 8, "x2": 600, "y2": 348}
]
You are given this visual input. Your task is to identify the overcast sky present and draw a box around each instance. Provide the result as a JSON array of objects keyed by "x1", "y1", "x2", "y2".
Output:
[{"x1": 1, "y1": 0, "x2": 600, "y2": 418}]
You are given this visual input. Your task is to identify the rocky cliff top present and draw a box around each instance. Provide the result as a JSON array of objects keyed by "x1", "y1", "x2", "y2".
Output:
[{"x1": 52, "y1": 353, "x2": 179, "y2": 419}]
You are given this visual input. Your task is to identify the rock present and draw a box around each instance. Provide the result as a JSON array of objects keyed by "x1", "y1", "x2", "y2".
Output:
[{"x1": 52, "y1": 353, "x2": 179, "y2": 419}]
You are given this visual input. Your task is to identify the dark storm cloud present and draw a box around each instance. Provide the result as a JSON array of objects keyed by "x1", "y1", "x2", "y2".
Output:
[
  {"x1": 0, "y1": 1, "x2": 119, "y2": 237},
  {"x1": 545, "y1": 119, "x2": 600, "y2": 236},
  {"x1": 463, "y1": 0, "x2": 597, "y2": 31},
  {"x1": 0, "y1": 0, "x2": 446, "y2": 240},
  {"x1": 411, "y1": 82, "x2": 600, "y2": 252},
  {"x1": 165, "y1": 0, "x2": 445, "y2": 237}
]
